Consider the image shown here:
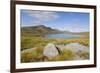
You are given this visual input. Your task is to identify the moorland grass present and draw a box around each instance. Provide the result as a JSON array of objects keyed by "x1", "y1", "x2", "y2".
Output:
[
  {"x1": 21, "y1": 33, "x2": 89, "y2": 62},
  {"x1": 21, "y1": 35, "x2": 89, "y2": 50}
]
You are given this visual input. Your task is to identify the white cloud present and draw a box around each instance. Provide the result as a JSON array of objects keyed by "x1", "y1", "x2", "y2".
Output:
[
  {"x1": 60, "y1": 23, "x2": 89, "y2": 32},
  {"x1": 23, "y1": 10, "x2": 59, "y2": 25}
]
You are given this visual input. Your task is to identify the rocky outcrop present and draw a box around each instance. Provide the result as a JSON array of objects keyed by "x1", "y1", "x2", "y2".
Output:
[
  {"x1": 65, "y1": 43, "x2": 89, "y2": 52},
  {"x1": 43, "y1": 43, "x2": 89, "y2": 60},
  {"x1": 43, "y1": 43, "x2": 60, "y2": 59}
]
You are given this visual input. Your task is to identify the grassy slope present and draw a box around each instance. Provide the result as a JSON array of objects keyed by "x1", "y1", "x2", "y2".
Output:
[
  {"x1": 21, "y1": 25, "x2": 89, "y2": 62},
  {"x1": 21, "y1": 33, "x2": 89, "y2": 50},
  {"x1": 21, "y1": 33, "x2": 89, "y2": 63}
]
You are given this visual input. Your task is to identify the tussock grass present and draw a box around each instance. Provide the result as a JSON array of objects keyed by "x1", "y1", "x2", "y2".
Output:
[
  {"x1": 21, "y1": 48, "x2": 44, "y2": 63},
  {"x1": 47, "y1": 49, "x2": 76, "y2": 61},
  {"x1": 21, "y1": 47, "x2": 89, "y2": 62},
  {"x1": 21, "y1": 36, "x2": 89, "y2": 50},
  {"x1": 21, "y1": 33, "x2": 89, "y2": 62}
]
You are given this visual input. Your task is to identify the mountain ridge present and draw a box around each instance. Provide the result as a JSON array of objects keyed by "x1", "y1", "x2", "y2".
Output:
[
  {"x1": 21, "y1": 25, "x2": 63, "y2": 36},
  {"x1": 21, "y1": 25, "x2": 89, "y2": 36}
]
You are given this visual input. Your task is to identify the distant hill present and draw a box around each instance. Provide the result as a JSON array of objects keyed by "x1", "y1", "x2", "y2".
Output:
[
  {"x1": 21, "y1": 25, "x2": 89, "y2": 37},
  {"x1": 21, "y1": 25, "x2": 63, "y2": 36}
]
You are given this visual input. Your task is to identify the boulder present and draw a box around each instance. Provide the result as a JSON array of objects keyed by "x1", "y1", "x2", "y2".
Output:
[
  {"x1": 43, "y1": 43, "x2": 59, "y2": 59},
  {"x1": 65, "y1": 43, "x2": 89, "y2": 53}
]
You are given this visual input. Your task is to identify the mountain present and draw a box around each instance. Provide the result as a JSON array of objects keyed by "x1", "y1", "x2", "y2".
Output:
[
  {"x1": 21, "y1": 25, "x2": 89, "y2": 37},
  {"x1": 21, "y1": 25, "x2": 63, "y2": 36}
]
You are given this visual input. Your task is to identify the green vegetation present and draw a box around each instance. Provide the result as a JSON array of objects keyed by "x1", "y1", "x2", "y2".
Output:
[
  {"x1": 47, "y1": 49, "x2": 76, "y2": 61},
  {"x1": 21, "y1": 25, "x2": 89, "y2": 50},
  {"x1": 21, "y1": 48, "x2": 76, "y2": 62},
  {"x1": 21, "y1": 35, "x2": 89, "y2": 50},
  {"x1": 21, "y1": 25, "x2": 90, "y2": 63},
  {"x1": 21, "y1": 25, "x2": 62, "y2": 37},
  {"x1": 21, "y1": 47, "x2": 89, "y2": 62},
  {"x1": 21, "y1": 48, "x2": 44, "y2": 62},
  {"x1": 80, "y1": 51, "x2": 89, "y2": 59}
]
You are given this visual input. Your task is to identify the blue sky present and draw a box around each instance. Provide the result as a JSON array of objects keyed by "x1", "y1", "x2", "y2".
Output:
[{"x1": 21, "y1": 10, "x2": 90, "y2": 32}]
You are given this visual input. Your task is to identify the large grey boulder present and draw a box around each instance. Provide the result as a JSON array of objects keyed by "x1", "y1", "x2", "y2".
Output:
[
  {"x1": 65, "y1": 43, "x2": 89, "y2": 53},
  {"x1": 43, "y1": 43, "x2": 59, "y2": 59}
]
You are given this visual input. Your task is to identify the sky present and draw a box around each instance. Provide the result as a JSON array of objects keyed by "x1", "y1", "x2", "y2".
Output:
[{"x1": 21, "y1": 10, "x2": 90, "y2": 32}]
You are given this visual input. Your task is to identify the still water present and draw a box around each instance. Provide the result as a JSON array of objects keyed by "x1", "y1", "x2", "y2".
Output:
[{"x1": 45, "y1": 33, "x2": 80, "y2": 39}]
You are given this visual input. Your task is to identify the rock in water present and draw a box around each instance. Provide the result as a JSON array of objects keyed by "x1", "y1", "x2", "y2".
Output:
[{"x1": 43, "y1": 43, "x2": 59, "y2": 59}]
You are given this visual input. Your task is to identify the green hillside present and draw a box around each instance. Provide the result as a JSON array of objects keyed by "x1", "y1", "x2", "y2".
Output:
[{"x1": 21, "y1": 25, "x2": 62, "y2": 37}]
